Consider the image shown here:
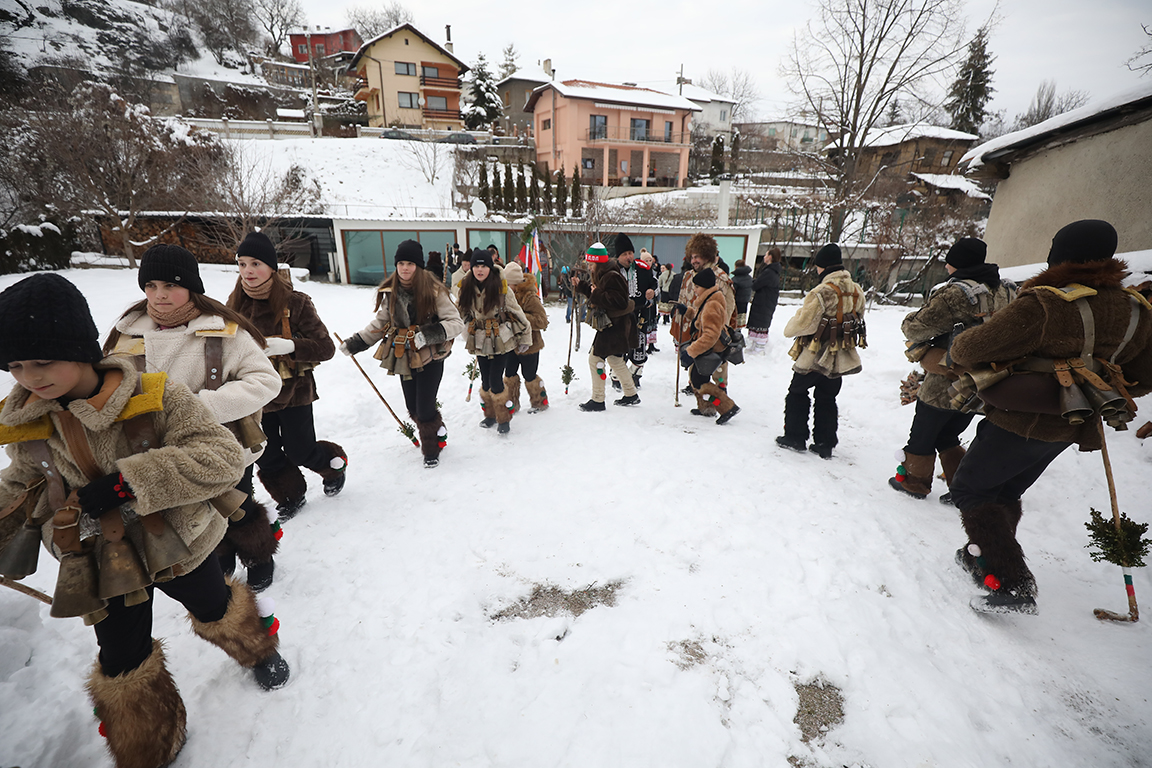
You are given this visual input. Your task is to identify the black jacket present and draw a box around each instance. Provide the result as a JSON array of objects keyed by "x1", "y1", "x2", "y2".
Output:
[
  {"x1": 575, "y1": 268, "x2": 637, "y2": 358},
  {"x1": 747, "y1": 262, "x2": 782, "y2": 331},
  {"x1": 732, "y1": 265, "x2": 753, "y2": 309}
]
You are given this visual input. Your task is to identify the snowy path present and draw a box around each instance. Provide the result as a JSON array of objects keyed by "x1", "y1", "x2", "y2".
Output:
[{"x1": 1, "y1": 267, "x2": 1149, "y2": 767}]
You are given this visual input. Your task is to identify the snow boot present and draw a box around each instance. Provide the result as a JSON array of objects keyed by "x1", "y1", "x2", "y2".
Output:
[
  {"x1": 579, "y1": 398, "x2": 606, "y2": 412},
  {"x1": 306, "y1": 441, "x2": 347, "y2": 497},
  {"x1": 257, "y1": 463, "x2": 307, "y2": 520},
  {"x1": 87, "y1": 639, "x2": 186, "y2": 768},
  {"x1": 681, "y1": 383, "x2": 695, "y2": 396},
  {"x1": 889, "y1": 451, "x2": 935, "y2": 499},
  {"x1": 416, "y1": 413, "x2": 447, "y2": 468},
  {"x1": 525, "y1": 376, "x2": 549, "y2": 412},
  {"x1": 490, "y1": 390, "x2": 514, "y2": 435},
  {"x1": 775, "y1": 435, "x2": 807, "y2": 452},
  {"x1": 700, "y1": 383, "x2": 738, "y2": 425},
  {"x1": 691, "y1": 387, "x2": 719, "y2": 417},
  {"x1": 808, "y1": 442, "x2": 833, "y2": 459},
  {"x1": 220, "y1": 500, "x2": 278, "y2": 592},
  {"x1": 960, "y1": 501, "x2": 1035, "y2": 603},
  {"x1": 503, "y1": 375, "x2": 522, "y2": 415},
  {"x1": 478, "y1": 389, "x2": 497, "y2": 428},
  {"x1": 970, "y1": 589, "x2": 1038, "y2": 615},
  {"x1": 614, "y1": 393, "x2": 640, "y2": 406},
  {"x1": 188, "y1": 579, "x2": 288, "y2": 690}
]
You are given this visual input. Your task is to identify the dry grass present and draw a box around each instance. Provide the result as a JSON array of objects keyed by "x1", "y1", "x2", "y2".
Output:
[{"x1": 489, "y1": 580, "x2": 625, "y2": 621}]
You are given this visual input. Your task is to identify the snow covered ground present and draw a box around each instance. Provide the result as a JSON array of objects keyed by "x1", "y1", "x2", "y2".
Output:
[{"x1": 1, "y1": 264, "x2": 1150, "y2": 768}]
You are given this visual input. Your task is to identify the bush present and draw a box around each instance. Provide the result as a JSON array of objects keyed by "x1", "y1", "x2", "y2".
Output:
[{"x1": 0, "y1": 220, "x2": 77, "y2": 274}]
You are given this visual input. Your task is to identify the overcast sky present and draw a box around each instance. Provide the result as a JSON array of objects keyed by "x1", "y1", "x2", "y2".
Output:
[{"x1": 297, "y1": 0, "x2": 1149, "y2": 123}]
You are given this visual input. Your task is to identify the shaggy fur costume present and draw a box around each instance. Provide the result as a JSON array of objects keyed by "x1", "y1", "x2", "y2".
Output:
[
  {"x1": 257, "y1": 462, "x2": 306, "y2": 509},
  {"x1": 502, "y1": 375, "x2": 521, "y2": 414},
  {"x1": 305, "y1": 440, "x2": 347, "y2": 482},
  {"x1": 219, "y1": 502, "x2": 278, "y2": 568},
  {"x1": 415, "y1": 413, "x2": 445, "y2": 461},
  {"x1": 961, "y1": 500, "x2": 1034, "y2": 596},
  {"x1": 86, "y1": 639, "x2": 186, "y2": 768},
  {"x1": 525, "y1": 377, "x2": 548, "y2": 411},
  {"x1": 188, "y1": 578, "x2": 278, "y2": 667}
]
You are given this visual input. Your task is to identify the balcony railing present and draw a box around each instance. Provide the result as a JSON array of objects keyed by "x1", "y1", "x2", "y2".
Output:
[
  {"x1": 420, "y1": 75, "x2": 462, "y2": 89},
  {"x1": 585, "y1": 126, "x2": 690, "y2": 145},
  {"x1": 423, "y1": 107, "x2": 462, "y2": 121}
]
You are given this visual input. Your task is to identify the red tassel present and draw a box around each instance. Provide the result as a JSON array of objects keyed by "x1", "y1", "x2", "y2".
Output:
[
  {"x1": 984, "y1": 574, "x2": 1001, "y2": 591},
  {"x1": 438, "y1": 440, "x2": 446, "y2": 448},
  {"x1": 98, "y1": 721, "x2": 107, "y2": 738},
  {"x1": 267, "y1": 617, "x2": 280, "y2": 636}
]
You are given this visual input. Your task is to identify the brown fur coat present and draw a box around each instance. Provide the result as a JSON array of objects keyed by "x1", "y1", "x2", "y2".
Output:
[
  {"x1": 510, "y1": 279, "x2": 549, "y2": 354},
  {"x1": 685, "y1": 286, "x2": 729, "y2": 358}
]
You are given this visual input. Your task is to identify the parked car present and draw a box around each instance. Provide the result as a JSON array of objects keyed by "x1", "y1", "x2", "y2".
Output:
[
  {"x1": 380, "y1": 129, "x2": 419, "y2": 141},
  {"x1": 436, "y1": 132, "x2": 477, "y2": 144}
]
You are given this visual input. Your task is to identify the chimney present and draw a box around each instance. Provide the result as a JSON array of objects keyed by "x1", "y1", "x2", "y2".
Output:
[{"x1": 444, "y1": 24, "x2": 453, "y2": 52}]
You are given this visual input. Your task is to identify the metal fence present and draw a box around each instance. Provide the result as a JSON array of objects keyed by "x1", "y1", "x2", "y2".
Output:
[{"x1": 179, "y1": 117, "x2": 314, "y2": 140}]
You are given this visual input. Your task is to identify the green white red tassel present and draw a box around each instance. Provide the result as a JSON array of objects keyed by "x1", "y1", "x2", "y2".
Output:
[
  {"x1": 256, "y1": 595, "x2": 280, "y2": 637},
  {"x1": 437, "y1": 425, "x2": 447, "y2": 450},
  {"x1": 271, "y1": 519, "x2": 283, "y2": 542}
]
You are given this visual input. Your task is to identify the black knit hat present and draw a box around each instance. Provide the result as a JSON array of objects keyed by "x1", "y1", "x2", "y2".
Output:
[
  {"x1": 945, "y1": 237, "x2": 987, "y2": 269},
  {"x1": 0, "y1": 273, "x2": 102, "y2": 371},
  {"x1": 470, "y1": 248, "x2": 494, "y2": 270},
  {"x1": 1047, "y1": 220, "x2": 1118, "y2": 266},
  {"x1": 692, "y1": 268, "x2": 716, "y2": 289},
  {"x1": 814, "y1": 243, "x2": 842, "y2": 269},
  {"x1": 394, "y1": 239, "x2": 425, "y2": 268},
  {"x1": 138, "y1": 244, "x2": 205, "y2": 294},
  {"x1": 236, "y1": 231, "x2": 278, "y2": 271},
  {"x1": 614, "y1": 233, "x2": 635, "y2": 258}
]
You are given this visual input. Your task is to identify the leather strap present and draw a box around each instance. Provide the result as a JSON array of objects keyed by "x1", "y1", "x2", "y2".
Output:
[
  {"x1": 51, "y1": 492, "x2": 83, "y2": 553},
  {"x1": 1074, "y1": 298, "x2": 1095, "y2": 361},
  {"x1": 204, "y1": 336, "x2": 224, "y2": 392},
  {"x1": 26, "y1": 440, "x2": 66, "y2": 512},
  {"x1": 55, "y1": 411, "x2": 103, "y2": 482},
  {"x1": 99, "y1": 508, "x2": 124, "y2": 543},
  {"x1": 0, "y1": 476, "x2": 45, "y2": 524},
  {"x1": 1110, "y1": 295, "x2": 1143, "y2": 365}
]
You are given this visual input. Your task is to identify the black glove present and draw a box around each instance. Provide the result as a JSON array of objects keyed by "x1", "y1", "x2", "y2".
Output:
[
  {"x1": 679, "y1": 346, "x2": 694, "y2": 369},
  {"x1": 77, "y1": 472, "x2": 133, "y2": 519},
  {"x1": 340, "y1": 333, "x2": 371, "y2": 356},
  {"x1": 673, "y1": 303, "x2": 688, "y2": 314}
]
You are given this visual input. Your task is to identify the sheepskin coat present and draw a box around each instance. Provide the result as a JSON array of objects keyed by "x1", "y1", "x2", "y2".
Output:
[
  {"x1": 352, "y1": 281, "x2": 464, "y2": 378},
  {"x1": 902, "y1": 276, "x2": 1016, "y2": 410},
  {"x1": 950, "y1": 258, "x2": 1152, "y2": 449},
  {"x1": 574, "y1": 267, "x2": 637, "y2": 359},
  {"x1": 229, "y1": 289, "x2": 336, "y2": 411},
  {"x1": 783, "y1": 268, "x2": 866, "y2": 377},
  {"x1": 508, "y1": 278, "x2": 549, "y2": 354},
  {"x1": 685, "y1": 286, "x2": 729, "y2": 358},
  {"x1": 460, "y1": 276, "x2": 532, "y2": 357},
  {"x1": 0, "y1": 356, "x2": 244, "y2": 576}
]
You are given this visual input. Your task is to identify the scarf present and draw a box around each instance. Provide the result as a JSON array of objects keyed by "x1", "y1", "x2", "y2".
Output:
[
  {"x1": 241, "y1": 276, "x2": 275, "y2": 301},
  {"x1": 949, "y1": 263, "x2": 1001, "y2": 290},
  {"x1": 147, "y1": 301, "x2": 201, "y2": 328}
]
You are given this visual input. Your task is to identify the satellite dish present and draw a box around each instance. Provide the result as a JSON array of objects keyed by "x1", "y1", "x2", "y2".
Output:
[
  {"x1": 418, "y1": 96, "x2": 425, "y2": 106},
  {"x1": 471, "y1": 199, "x2": 488, "y2": 218}
]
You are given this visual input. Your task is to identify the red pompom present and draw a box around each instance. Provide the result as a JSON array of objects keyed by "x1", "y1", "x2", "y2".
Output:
[
  {"x1": 984, "y1": 574, "x2": 1001, "y2": 591},
  {"x1": 438, "y1": 440, "x2": 446, "y2": 448},
  {"x1": 98, "y1": 722, "x2": 107, "y2": 738},
  {"x1": 267, "y1": 617, "x2": 280, "y2": 636},
  {"x1": 895, "y1": 473, "x2": 906, "y2": 482},
  {"x1": 273, "y1": 528, "x2": 284, "y2": 541}
]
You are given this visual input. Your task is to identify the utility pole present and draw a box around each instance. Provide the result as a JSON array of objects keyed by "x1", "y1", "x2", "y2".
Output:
[
  {"x1": 677, "y1": 64, "x2": 684, "y2": 95},
  {"x1": 305, "y1": 28, "x2": 321, "y2": 137},
  {"x1": 549, "y1": 62, "x2": 557, "y2": 173}
]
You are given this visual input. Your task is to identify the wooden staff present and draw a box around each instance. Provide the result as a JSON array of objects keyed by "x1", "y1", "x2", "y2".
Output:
[
  {"x1": 334, "y1": 334, "x2": 418, "y2": 448},
  {"x1": 1, "y1": 576, "x2": 52, "y2": 605},
  {"x1": 1093, "y1": 418, "x2": 1139, "y2": 623},
  {"x1": 673, "y1": 307, "x2": 683, "y2": 407}
]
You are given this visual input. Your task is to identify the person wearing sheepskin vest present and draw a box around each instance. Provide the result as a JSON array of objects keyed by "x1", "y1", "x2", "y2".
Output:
[
  {"x1": 105, "y1": 244, "x2": 283, "y2": 593},
  {"x1": 456, "y1": 249, "x2": 532, "y2": 435},
  {"x1": 502, "y1": 262, "x2": 550, "y2": 413},
  {"x1": 673, "y1": 234, "x2": 737, "y2": 406},
  {"x1": 0, "y1": 274, "x2": 288, "y2": 768},
  {"x1": 947, "y1": 220, "x2": 1152, "y2": 614},
  {"x1": 777, "y1": 244, "x2": 866, "y2": 459},
  {"x1": 340, "y1": 239, "x2": 465, "y2": 467},
  {"x1": 889, "y1": 238, "x2": 1016, "y2": 503},
  {"x1": 680, "y1": 269, "x2": 740, "y2": 425},
  {"x1": 572, "y1": 245, "x2": 639, "y2": 410},
  {"x1": 226, "y1": 232, "x2": 347, "y2": 518}
]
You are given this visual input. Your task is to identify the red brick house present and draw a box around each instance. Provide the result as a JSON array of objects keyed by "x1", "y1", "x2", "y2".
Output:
[{"x1": 288, "y1": 27, "x2": 363, "y2": 64}]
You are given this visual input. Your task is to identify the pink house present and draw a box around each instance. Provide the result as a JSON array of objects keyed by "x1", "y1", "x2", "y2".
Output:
[{"x1": 525, "y1": 80, "x2": 700, "y2": 188}]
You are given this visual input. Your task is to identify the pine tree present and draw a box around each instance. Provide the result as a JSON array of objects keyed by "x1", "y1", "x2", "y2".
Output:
[
  {"x1": 498, "y1": 44, "x2": 519, "y2": 80},
  {"x1": 554, "y1": 166, "x2": 568, "y2": 217},
  {"x1": 515, "y1": 164, "x2": 528, "y2": 212},
  {"x1": 570, "y1": 164, "x2": 583, "y2": 217},
  {"x1": 503, "y1": 162, "x2": 515, "y2": 211},
  {"x1": 528, "y1": 163, "x2": 540, "y2": 213},
  {"x1": 730, "y1": 130, "x2": 741, "y2": 177},
  {"x1": 478, "y1": 162, "x2": 490, "y2": 208},
  {"x1": 464, "y1": 53, "x2": 503, "y2": 131},
  {"x1": 491, "y1": 163, "x2": 503, "y2": 211},
  {"x1": 709, "y1": 135, "x2": 725, "y2": 182},
  {"x1": 885, "y1": 99, "x2": 902, "y2": 127},
  {"x1": 542, "y1": 166, "x2": 554, "y2": 215},
  {"x1": 945, "y1": 27, "x2": 996, "y2": 136}
]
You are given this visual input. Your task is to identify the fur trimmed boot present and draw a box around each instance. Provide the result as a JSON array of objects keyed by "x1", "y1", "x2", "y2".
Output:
[
  {"x1": 691, "y1": 386, "x2": 719, "y2": 418},
  {"x1": 503, "y1": 375, "x2": 521, "y2": 415},
  {"x1": 700, "y1": 383, "x2": 739, "y2": 425},
  {"x1": 87, "y1": 639, "x2": 186, "y2": 768},
  {"x1": 960, "y1": 501, "x2": 1036, "y2": 606},
  {"x1": 889, "y1": 452, "x2": 935, "y2": 499},
  {"x1": 937, "y1": 445, "x2": 967, "y2": 506},
  {"x1": 306, "y1": 440, "x2": 347, "y2": 497},
  {"x1": 221, "y1": 501, "x2": 278, "y2": 592},
  {"x1": 188, "y1": 579, "x2": 289, "y2": 690},
  {"x1": 257, "y1": 463, "x2": 307, "y2": 520},
  {"x1": 416, "y1": 413, "x2": 447, "y2": 468},
  {"x1": 490, "y1": 389, "x2": 514, "y2": 435},
  {"x1": 525, "y1": 377, "x2": 549, "y2": 412},
  {"x1": 478, "y1": 389, "x2": 496, "y2": 428}
]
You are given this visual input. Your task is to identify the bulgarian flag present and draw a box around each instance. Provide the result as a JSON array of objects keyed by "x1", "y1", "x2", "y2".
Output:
[{"x1": 518, "y1": 228, "x2": 544, "y2": 298}]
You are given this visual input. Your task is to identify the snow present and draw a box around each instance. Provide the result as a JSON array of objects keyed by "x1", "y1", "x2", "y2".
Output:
[
  {"x1": 530, "y1": 81, "x2": 702, "y2": 113},
  {"x1": 1, "y1": 265, "x2": 1151, "y2": 768},
  {"x1": 830, "y1": 123, "x2": 980, "y2": 152},
  {"x1": 962, "y1": 81, "x2": 1152, "y2": 169},
  {"x1": 909, "y1": 173, "x2": 991, "y2": 200}
]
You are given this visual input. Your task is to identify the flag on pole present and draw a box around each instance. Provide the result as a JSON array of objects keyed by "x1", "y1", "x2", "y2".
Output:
[{"x1": 518, "y1": 228, "x2": 544, "y2": 297}]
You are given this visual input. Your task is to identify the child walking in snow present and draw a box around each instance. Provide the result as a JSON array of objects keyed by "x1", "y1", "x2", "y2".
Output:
[{"x1": 502, "y1": 262, "x2": 550, "y2": 413}]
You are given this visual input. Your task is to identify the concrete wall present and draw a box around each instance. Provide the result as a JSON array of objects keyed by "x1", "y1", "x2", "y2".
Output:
[{"x1": 983, "y1": 119, "x2": 1152, "y2": 267}]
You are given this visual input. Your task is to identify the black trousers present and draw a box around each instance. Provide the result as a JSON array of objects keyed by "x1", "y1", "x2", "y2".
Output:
[
  {"x1": 783, "y1": 370, "x2": 842, "y2": 446},
  {"x1": 478, "y1": 353, "x2": 508, "y2": 394},
  {"x1": 950, "y1": 419, "x2": 1072, "y2": 510},
  {"x1": 400, "y1": 359, "x2": 444, "y2": 422},
  {"x1": 258, "y1": 403, "x2": 326, "y2": 474},
  {"x1": 689, "y1": 366, "x2": 710, "y2": 389},
  {"x1": 904, "y1": 400, "x2": 975, "y2": 455},
  {"x1": 504, "y1": 352, "x2": 539, "y2": 381},
  {"x1": 94, "y1": 554, "x2": 230, "y2": 677}
]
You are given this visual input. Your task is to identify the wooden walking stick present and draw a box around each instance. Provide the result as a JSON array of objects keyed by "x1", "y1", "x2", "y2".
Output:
[
  {"x1": 334, "y1": 334, "x2": 419, "y2": 448},
  {"x1": 464, "y1": 358, "x2": 479, "y2": 401},
  {"x1": 562, "y1": 300, "x2": 576, "y2": 394},
  {"x1": 1, "y1": 576, "x2": 52, "y2": 605},
  {"x1": 673, "y1": 307, "x2": 683, "y2": 407},
  {"x1": 1093, "y1": 418, "x2": 1140, "y2": 623}
]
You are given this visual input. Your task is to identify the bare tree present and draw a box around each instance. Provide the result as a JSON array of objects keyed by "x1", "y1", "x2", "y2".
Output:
[
  {"x1": 397, "y1": 140, "x2": 447, "y2": 185},
  {"x1": 1126, "y1": 23, "x2": 1152, "y2": 75},
  {"x1": 699, "y1": 68, "x2": 762, "y2": 122},
  {"x1": 783, "y1": 0, "x2": 966, "y2": 242},
  {"x1": 253, "y1": 0, "x2": 304, "y2": 55},
  {"x1": 345, "y1": 2, "x2": 413, "y2": 38},
  {"x1": 1010, "y1": 79, "x2": 1090, "y2": 131}
]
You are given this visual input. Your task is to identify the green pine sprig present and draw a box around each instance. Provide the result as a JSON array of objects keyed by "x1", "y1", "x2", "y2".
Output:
[
  {"x1": 464, "y1": 360, "x2": 480, "y2": 381},
  {"x1": 399, "y1": 421, "x2": 419, "y2": 447},
  {"x1": 1086, "y1": 507, "x2": 1150, "y2": 568}
]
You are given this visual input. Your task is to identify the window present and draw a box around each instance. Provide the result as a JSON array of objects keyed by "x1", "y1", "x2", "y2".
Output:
[
  {"x1": 395, "y1": 62, "x2": 416, "y2": 76},
  {"x1": 583, "y1": 158, "x2": 595, "y2": 169},
  {"x1": 719, "y1": 109, "x2": 728, "y2": 122},
  {"x1": 665, "y1": 121, "x2": 673, "y2": 142},
  {"x1": 791, "y1": 127, "x2": 798, "y2": 137},
  {"x1": 426, "y1": 95, "x2": 447, "y2": 112},
  {"x1": 589, "y1": 114, "x2": 607, "y2": 139},
  {"x1": 542, "y1": 118, "x2": 551, "y2": 130},
  {"x1": 398, "y1": 92, "x2": 418, "y2": 109},
  {"x1": 298, "y1": 44, "x2": 307, "y2": 54},
  {"x1": 768, "y1": 127, "x2": 776, "y2": 137},
  {"x1": 922, "y1": 148, "x2": 937, "y2": 167},
  {"x1": 503, "y1": 90, "x2": 511, "y2": 106},
  {"x1": 630, "y1": 118, "x2": 650, "y2": 141},
  {"x1": 315, "y1": 44, "x2": 325, "y2": 55},
  {"x1": 422, "y1": 65, "x2": 439, "y2": 79},
  {"x1": 941, "y1": 150, "x2": 954, "y2": 167}
]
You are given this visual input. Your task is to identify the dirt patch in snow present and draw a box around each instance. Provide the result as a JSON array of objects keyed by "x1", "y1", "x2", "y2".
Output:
[
  {"x1": 791, "y1": 676, "x2": 845, "y2": 751},
  {"x1": 490, "y1": 580, "x2": 625, "y2": 621}
]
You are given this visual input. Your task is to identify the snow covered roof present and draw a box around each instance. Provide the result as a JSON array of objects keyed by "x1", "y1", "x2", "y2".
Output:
[
  {"x1": 909, "y1": 172, "x2": 990, "y2": 200},
  {"x1": 349, "y1": 23, "x2": 468, "y2": 74},
  {"x1": 961, "y1": 81, "x2": 1152, "y2": 170},
  {"x1": 846, "y1": 123, "x2": 979, "y2": 149},
  {"x1": 495, "y1": 69, "x2": 550, "y2": 89},
  {"x1": 524, "y1": 80, "x2": 701, "y2": 113},
  {"x1": 648, "y1": 82, "x2": 734, "y2": 106}
]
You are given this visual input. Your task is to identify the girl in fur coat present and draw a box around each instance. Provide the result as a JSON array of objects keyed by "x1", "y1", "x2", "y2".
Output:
[
  {"x1": 455, "y1": 248, "x2": 532, "y2": 435},
  {"x1": 502, "y1": 262, "x2": 550, "y2": 413},
  {"x1": 103, "y1": 245, "x2": 283, "y2": 592},
  {"x1": 0, "y1": 274, "x2": 288, "y2": 768},
  {"x1": 226, "y1": 231, "x2": 346, "y2": 516},
  {"x1": 340, "y1": 239, "x2": 464, "y2": 467}
]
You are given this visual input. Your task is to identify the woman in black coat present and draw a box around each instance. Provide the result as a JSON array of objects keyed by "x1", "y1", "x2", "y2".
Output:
[
  {"x1": 747, "y1": 247, "x2": 782, "y2": 353},
  {"x1": 732, "y1": 259, "x2": 753, "y2": 328}
]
